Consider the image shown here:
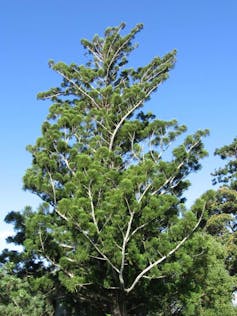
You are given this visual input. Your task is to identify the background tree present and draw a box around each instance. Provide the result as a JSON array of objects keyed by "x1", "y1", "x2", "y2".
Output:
[
  {"x1": 0, "y1": 262, "x2": 54, "y2": 316},
  {"x1": 0, "y1": 210, "x2": 97, "y2": 315},
  {"x1": 194, "y1": 138, "x2": 237, "y2": 277},
  {"x1": 197, "y1": 139, "x2": 237, "y2": 280},
  {"x1": 2, "y1": 23, "x2": 235, "y2": 315},
  {"x1": 212, "y1": 138, "x2": 237, "y2": 276},
  {"x1": 178, "y1": 138, "x2": 237, "y2": 315}
]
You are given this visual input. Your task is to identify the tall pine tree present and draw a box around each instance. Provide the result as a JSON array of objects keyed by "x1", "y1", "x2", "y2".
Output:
[{"x1": 6, "y1": 23, "x2": 215, "y2": 315}]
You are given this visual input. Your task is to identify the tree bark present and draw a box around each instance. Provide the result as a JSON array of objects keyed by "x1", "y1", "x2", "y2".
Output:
[{"x1": 111, "y1": 294, "x2": 128, "y2": 316}]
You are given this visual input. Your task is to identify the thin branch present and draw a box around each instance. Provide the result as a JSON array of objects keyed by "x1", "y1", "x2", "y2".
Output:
[
  {"x1": 41, "y1": 173, "x2": 120, "y2": 278},
  {"x1": 39, "y1": 228, "x2": 46, "y2": 253},
  {"x1": 95, "y1": 119, "x2": 113, "y2": 136},
  {"x1": 148, "y1": 131, "x2": 157, "y2": 162},
  {"x1": 72, "y1": 66, "x2": 103, "y2": 94},
  {"x1": 104, "y1": 286, "x2": 121, "y2": 290},
  {"x1": 63, "y1": 157, "x2": 76, "y2": 176},
  {"x1": 89, "y1": 255, "x2": 107, "y2": 261},
  {"x1": 114, "y1": 240, "x2": 123, "y2": 251},
  {"x1": 151, "y1": 140, "x2": 201, "y2": 196},
  {"x1": 64, "y1": 257, "x2": 77, "y2": 263},
  {"x1": 47, "y1": 170, "x2": 57, "y2": 206},
  {"x1": 106, "y1": 27, "x2": 132, "y2": 81},
  {"x1": 39, "y1": 91, "x2": 66, "y2": 100},
  {"x1": 141, "y1": 56, "x2": 174, "y2": 83},
  {"x1": 59, "y1": 243, "x2": 75, "y2": 250},
  {"x1": 85, "y1": 45, "x2": 104, "y2": 64},
  {"x1": 100, "y1": 215, "x2": 112, "y2": 231},
  {"x1": 129, "y1": 132, "x2": 142, "y2": 162},
  {"x1": 47, "y1": 171, "x2": 71, "y2": 221},
  {"x1": 88, "y1": 185, "x2": 100, "y2": 235},
  {"x1": 54, "y1": 69, "x2": 101, "y2": 109},
  {"x1": 138, "y1": 183, "x2": 152, "y2": 204},
  {"x1": 119, "y1": 198, "x2": 134, "y2": 287},
  {"x1": 12, "y1": 298, "x2": 20, "y2": 308},
  {"x1": 55, "y1": 208, "x2": 69, "y2": 222},
  {"x1": 129, "y1": 220, "x2": 153, "y2": 240},
  {"x1": 105, "y1": 23, "x2": 124, "y2": 62},
  {"x1": 53, "y1": 143, "x2": 76, "y2": 176},
  {"x1": 125, "y1": 202, "x2": 206, "y2": 293},
  {"x1": 75, "y1": 223, "x2": 120, "y2": 274},
  {"x1": 109, "y1": 85, "x2": 158, "y2": 151},
  {"x1": 140, "y1": 64, "x2": 154, "y2": 83},
  {"x1": 38, "y1": 228, "x2": 74, "y2": 279},
  {"x1": 142, "y1": 275, "x2": 166, "y2": 280}
]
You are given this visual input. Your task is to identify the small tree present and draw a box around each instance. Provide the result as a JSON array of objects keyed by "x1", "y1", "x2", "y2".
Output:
[{"x1": 19, "y1": 23, "x2": 211, "y2": 315}]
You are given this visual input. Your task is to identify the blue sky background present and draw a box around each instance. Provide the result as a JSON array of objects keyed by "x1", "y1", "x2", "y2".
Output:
[{"x1": 1, "y1": 0, "x2": 237, "y2": 249}]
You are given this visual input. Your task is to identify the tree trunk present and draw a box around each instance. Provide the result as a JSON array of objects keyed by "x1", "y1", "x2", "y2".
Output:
[{"x1": 111, "y1": 294, "x2": 128, "y2": 316}]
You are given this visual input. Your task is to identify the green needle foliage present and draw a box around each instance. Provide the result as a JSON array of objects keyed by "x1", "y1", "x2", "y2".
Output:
[
  {"x1": 2, "y1": 23, "x2": 235, "y2": 315},
  {"x1": 186, "y1": 138, "x2": 237, "y2": 316},
  {"x1": 205, "y1": 138, "x2": 237, "y2": 276},
  {"x1": 0, "y1": 263, "x2": 54, "y2": 316},
  {"x1": 23, "y1": 23, "x2": 209, "y2": 315},
  {"x1": 24, "y1": 23, "x2": 208, "y2": 314}
]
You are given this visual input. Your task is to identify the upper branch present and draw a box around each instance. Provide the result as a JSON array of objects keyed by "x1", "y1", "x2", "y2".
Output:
[
  {"x1": 109, "y1": 85, "x2": 158, "y2": 151},
  {"x1": 53, "y1": 67, "x2": 101, "y2": 110}
]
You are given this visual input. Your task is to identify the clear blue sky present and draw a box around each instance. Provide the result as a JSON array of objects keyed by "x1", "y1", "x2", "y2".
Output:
[{"x1": 1, "y1": 0, "x2": 237, "y2": 249}]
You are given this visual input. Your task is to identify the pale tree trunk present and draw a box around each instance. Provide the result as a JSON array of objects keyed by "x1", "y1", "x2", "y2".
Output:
[{"x1": 111, "y1": 294, "x2": 128, "y2": 316}]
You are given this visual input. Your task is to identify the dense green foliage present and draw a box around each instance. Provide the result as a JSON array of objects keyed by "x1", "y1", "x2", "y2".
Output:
[
  {"x1": 1, "y1": 24, "x2": 236, "y2": 315},
  {"x1": 203, "y1": 139, "x2": 237, "y2": 279},
  {"x1": 0, "y1": 263, "x2": 54, "y2": 316}
]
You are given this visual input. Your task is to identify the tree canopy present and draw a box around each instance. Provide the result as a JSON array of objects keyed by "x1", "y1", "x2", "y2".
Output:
[{"x1": 0, "y1": 23, "x2": 236, "y2": 316}]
